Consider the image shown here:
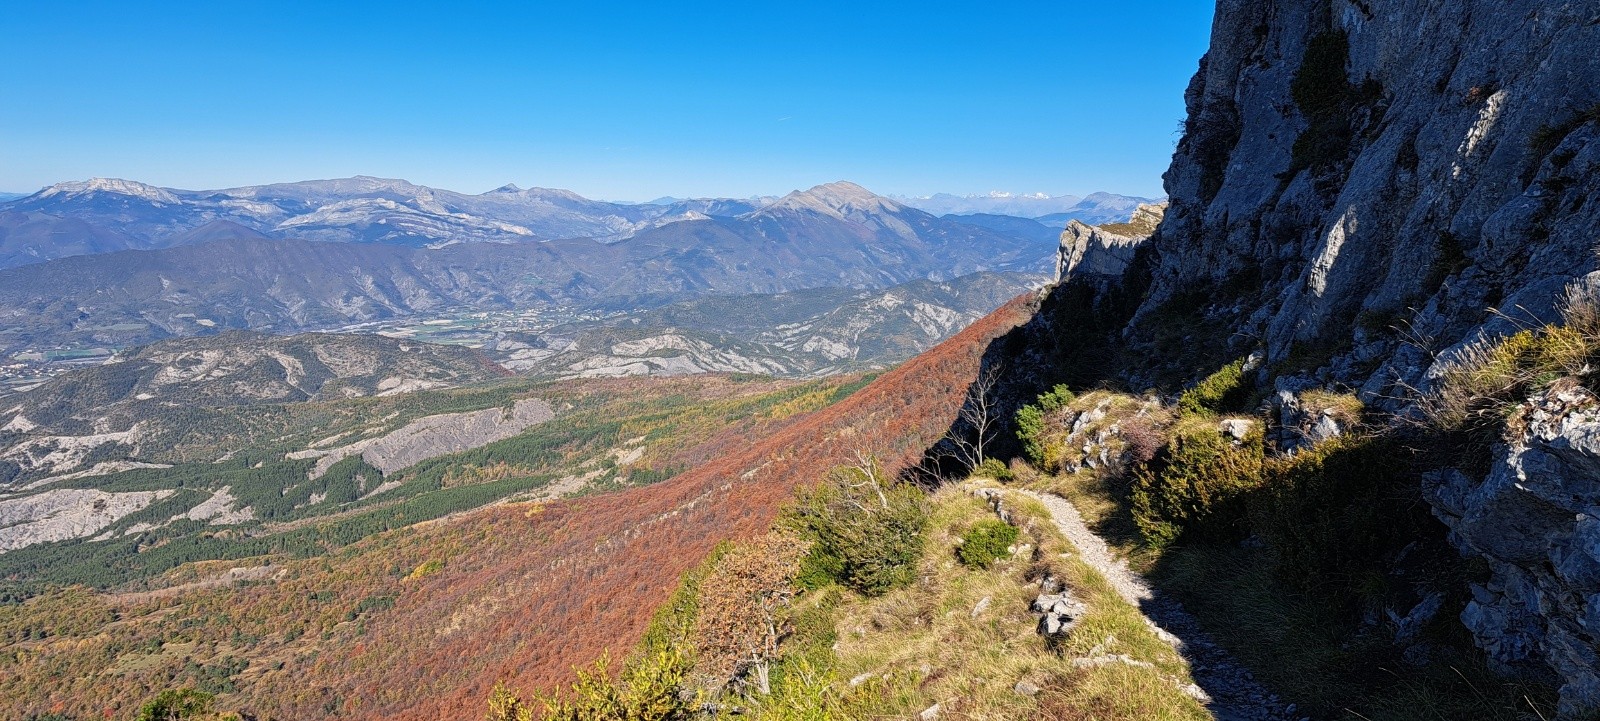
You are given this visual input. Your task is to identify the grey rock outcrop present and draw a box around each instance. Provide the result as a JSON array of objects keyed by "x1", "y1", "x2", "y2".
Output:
[
  {"x1": 1001, "y1": 0, "x2": 1600, "y2": 713},
  {"x1": 1056, "y1": 202, "x2": 1167, "y2": 283},
  {"x1": 1145, "y1": 0, "x2": 1600, "y2": 386},
  {"x1": 1032, "y1": 590, "x2": 1088, "y2": 637},
  {"x1": 0, "y1": 489, "x2": 173, "y2": 552},
  {"x1": 1425, "y1": 384, "x2": 1600, "y2": 715}
]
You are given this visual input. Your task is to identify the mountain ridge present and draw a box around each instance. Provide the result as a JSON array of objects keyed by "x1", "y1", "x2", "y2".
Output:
[{"x1": 0, "y1": 177, "x2": 1151, "y2": 269}]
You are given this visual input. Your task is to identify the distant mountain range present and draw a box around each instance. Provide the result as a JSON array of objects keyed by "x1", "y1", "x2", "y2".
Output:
[
  {"x1": 0, "y1": 181, "x2": 1061, "y2": 352},
  {"x1": 0, "y1": 176, "x2": 1149, "y2": 269},
  {"x1": 891, "y1": 190, "x2": 1156, "y2": 222}
]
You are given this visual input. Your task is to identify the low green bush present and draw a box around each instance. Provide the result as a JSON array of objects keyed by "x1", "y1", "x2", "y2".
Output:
[
  {"x1": 1036, "y1": 384, "x2": 1076, "y2": 413},
  {"x1": 1250, "y1": 434, "x2": 1416, "y2": 600},
  {"x1": 1131, "y1": 418, "x2": 1264, "y2": 547},
  {"x1": 785, "y1": 462, "x2": 930, "y2": 596},
  {"x1": 1177, "y1": 358, "x2": 1251, "y2": 418},
  {"x1": 135, "y1": 689, "x2": 220, "y2": 721},
  {"x1": 972, "y1": 457, "x2": 1015, "y2": 482},
  {"x1": 956, "y1": 520, "x2": 1020, "y2": 569},
  {"x1": 1015, "y1": 404, "x2": 1048, "y2": 467},
  {"x1": 1016, "y1": 384, "x2": 1076, "y2": 467}
]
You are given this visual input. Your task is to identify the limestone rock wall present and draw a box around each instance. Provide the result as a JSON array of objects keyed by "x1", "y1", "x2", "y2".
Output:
[
  {"x1": 1056, "y1": 202, "x2": 1167, "y2": 283},
  {"x1": 1012, "y1": 0, "x2": 1600, "y2": 712}
]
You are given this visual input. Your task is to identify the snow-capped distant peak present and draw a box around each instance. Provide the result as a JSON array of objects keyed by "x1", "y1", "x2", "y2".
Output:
[
  {"x1": 36, "y1": 178, "x2": 182, "y2": 205},
  {"x1": 489, "y1": 183, "x2": 524, "y2": 193}
]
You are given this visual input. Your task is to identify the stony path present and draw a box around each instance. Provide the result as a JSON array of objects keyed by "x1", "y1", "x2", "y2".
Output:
[{"x1": 1014, "y1": 489, "x2": 1302, "y2": 721}]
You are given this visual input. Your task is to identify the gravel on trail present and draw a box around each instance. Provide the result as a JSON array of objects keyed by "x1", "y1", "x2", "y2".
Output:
[{"x1": 1014, "y1": 489, "x2": 1303, "y2": 721}]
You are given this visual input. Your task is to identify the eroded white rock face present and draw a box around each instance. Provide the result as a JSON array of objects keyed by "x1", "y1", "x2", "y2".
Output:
[
  {"x1": 1, "y1": 429, "x2": 138, "y2": 479},
  {"x1": 182, "y1": 486, "x2": 254, "y2": 525},
  {"x1": 297, "y1": 398, "x2": 556, "y2": 479},
  {"x1": 0, "y1": 489, "x2": 173, "y2": 552}
]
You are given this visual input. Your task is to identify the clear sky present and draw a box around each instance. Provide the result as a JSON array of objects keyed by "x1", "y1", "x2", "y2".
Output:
[{"x1": 0, "y1": 1, "x2": 1215, "y2": 201}]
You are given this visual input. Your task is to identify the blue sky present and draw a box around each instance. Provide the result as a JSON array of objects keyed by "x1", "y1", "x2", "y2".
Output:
[{"x1": 0, "y1": 2, "x2": 1215, "y2": 200}]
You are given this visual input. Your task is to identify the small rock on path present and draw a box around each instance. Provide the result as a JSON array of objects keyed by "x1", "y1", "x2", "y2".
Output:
[{"x1": 1014, "y1": 489, "x2": 1296, "y2": 721}]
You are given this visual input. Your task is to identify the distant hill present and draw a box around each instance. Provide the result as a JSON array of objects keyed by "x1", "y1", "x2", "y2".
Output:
[
  {"x1": 0, "y1": 183, "x2": 1058, "y2": 352},
  {"x1": 894, "y1": 190, "x2": 1156, "y2": 221},
  {"x1": 4, "y1": 331, "x2": 506, "y2": 438},
  {"x1": 0, "y1": 177, "x2": 1078, "y2": 271},
  {"x1": 494, "y1": 271, "x2": 1042, "y2": 378},
  {"x1": 0, "y1": 176, "x2": 680, "y2": 250},
  {"x1": 940, "y1": 213, "x2": 1062, "y2": 245},
  {"x1": 0, "y1": 210, "x2": 143, "y2": 267}
]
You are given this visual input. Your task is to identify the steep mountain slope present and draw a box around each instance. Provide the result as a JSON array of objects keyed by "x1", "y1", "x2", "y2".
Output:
[
  {"x1": 0, "y1": 296, "x2": 1036, "y2": 721},
  {"x1": 979, "y1": 0, "x2": 1600, "y2": 715}
]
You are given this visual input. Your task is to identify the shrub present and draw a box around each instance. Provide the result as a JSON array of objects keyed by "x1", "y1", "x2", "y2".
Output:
[
  {"x1": 1290, "y1": 30, "x2": 1352, "y2": 116},
  {"x1": 1177, "y1": 358, "x2": 1251, "y2": 418},
  {"x1": 1016, "y1": 384, "x2": 1077, "y2": 468},
  {"x1": 404, "y1": 559, "x2": 444, "y2": 581},
  {"x1": 1119, "y1": 416, "x2": 1165, "y2": 467},
  {"x1": 691, "y1": 531, "x2": 808, "y2": 691},
  {"x1": 1037, "y1": 384, "x2": 1077, "y2": 413},
  {"x1": 1131, "y1": 418, "x2": 1264, "y2": 547},
  {"x1": 785, "y1": 461, "x2": 930, "y2": 596},
  {"x1": 957, "y1": 520, "x2": 1020, "y2": 569},
  {"x1": 531, "y1": 648, "x2": 696, "y2": 721},
  {"x1": 135, "y1": 689, "x2": 219, "y2": 721},
  {"x1": 1288, "y1": 29, "x2": 1385, "y2": 173},
  {"x1": 973, "y1": 457, "x2": 1015, "y2": 482},
  {"x1": 488, "y1": 647, "x2": 697, "y2": 721},
  {"x1": 1015, "y1": 404, "x2": 1049, "y2": 467},
  {"x1": 795, "y1": 544, "x2": 845, "y2": 591}
]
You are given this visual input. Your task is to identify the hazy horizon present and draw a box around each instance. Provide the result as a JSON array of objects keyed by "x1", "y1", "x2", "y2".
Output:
[
  {"x1": 0, "y1": 175, "x2": 1162, "y2": 205},
  {"x1": 0, "y1": 2, "x2": 1214, "y2": 201}
]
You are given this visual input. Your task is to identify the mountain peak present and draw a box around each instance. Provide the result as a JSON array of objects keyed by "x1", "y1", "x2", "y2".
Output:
[
  {"x1": 35, "y1": 178, "x2": 181, "y2": 205},
  {"x1": 760, "y1": 181, "x2": 904, "y2": 218},
  {"x1": 489, "y1": 183, "x2": 524, "y2": 193}
]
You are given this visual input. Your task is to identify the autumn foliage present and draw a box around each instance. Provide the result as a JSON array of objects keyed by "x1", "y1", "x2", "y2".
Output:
[
  {"x1": 690, "y1": 531, "x2": 808, "y2": 693},
  {"x1": 1, "y1": 295, "x2": 1035, "y2": 721}
]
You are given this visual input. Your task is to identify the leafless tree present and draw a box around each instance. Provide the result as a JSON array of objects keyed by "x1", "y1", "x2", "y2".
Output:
[{"x1": 947, "y1": 363, "x2": 1002, "y2": 472}]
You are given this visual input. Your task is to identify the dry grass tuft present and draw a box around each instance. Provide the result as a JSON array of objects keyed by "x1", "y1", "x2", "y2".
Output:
[
  {"x1": 820, "y1": 486, "x2": 1207, "y2": 720},
  {"x1": 1423, "y1": 282, "x2": 1600, "y2": 436}
]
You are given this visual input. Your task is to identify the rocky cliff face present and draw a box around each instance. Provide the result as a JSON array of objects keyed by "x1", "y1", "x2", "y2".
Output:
[
  {"x1": 1056, "y1": 202, "x2": 1166, "y2": 283},
  {"x1": 1004, "y1": 0, "x2": 1600, "y2": 714}
]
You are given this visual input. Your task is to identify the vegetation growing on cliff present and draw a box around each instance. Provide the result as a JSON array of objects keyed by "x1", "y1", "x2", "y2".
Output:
[
  {"x1": 1289, "y1": 28, "x2": 1385, "y2": 174},
  {"x1": 1007, "y1": 370, "x2": 1560, "y2": 719}
]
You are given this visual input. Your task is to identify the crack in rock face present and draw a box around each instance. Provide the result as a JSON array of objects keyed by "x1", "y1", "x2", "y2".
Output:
[{"x1": 1426, "y1": 384, "x2": 1600, "y2": 714}]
